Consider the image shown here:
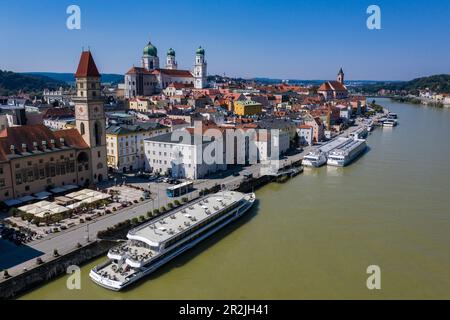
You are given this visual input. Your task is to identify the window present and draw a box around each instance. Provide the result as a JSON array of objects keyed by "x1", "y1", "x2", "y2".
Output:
[
  {"x1": 98, "y1": 151, "x2": 101, "y2": 158},
  {"x1": 80, "y1": 122, "x2": 85, "y2": 135},
  {"x1": 94, "y1": 121, "x2": 102, "y2": 146}
]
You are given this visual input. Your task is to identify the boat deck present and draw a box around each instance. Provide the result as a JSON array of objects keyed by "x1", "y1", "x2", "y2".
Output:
[{"x1": 129, "y1": 191, "x2": 245, "y2": 246}]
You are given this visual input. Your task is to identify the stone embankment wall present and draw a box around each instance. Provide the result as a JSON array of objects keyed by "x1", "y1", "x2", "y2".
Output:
[{"x1": 0, "y1": 240, "x2": 116, "y2": 299}]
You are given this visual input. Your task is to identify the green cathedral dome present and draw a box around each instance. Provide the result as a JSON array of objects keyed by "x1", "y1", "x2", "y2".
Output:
[
  {"x1": 196, "y1": 46, "x2": 205, "y2": 55},
  {"x1": 167, "y1": 48, "x2": 175, "y2": 56},
  {"x1": 143, "y1": 41, "x2": 158, "y2": 57}
]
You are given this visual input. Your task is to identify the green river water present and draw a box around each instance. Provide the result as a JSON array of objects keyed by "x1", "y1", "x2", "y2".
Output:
[{"x1": 21, "y1": 98, "x2": 450, "y2": 299}]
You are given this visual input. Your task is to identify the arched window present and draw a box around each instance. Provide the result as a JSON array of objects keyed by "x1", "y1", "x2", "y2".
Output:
[
  {"x1": 94, "y1": 121, "x2": 102, "y2": 146},
  {"x1": 80, "y1": 122, "x2": 85, "y2": 135}
]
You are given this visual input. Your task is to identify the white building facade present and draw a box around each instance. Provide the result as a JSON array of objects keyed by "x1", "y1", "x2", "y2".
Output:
[{"x1": 144, "y1": 133, "x2": 226, "y2": 179}]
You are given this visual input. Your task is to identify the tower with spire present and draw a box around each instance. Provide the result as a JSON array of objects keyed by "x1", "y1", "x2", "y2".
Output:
[
  {"x1": 337, "y1": 68, "x2": 345, "y2": 84},
  {"x1": 74, "y1": 50, "x2": 108, "y2": 183},
  {"x1": 142, "y1": 39, "x2": 159, "y2": 70},
  {"x1": 193, "y1": 46, "x2": 207, "y2": 89},
  {"x1": 165, "y1": 48, "x2": 178, "y2": 70}
]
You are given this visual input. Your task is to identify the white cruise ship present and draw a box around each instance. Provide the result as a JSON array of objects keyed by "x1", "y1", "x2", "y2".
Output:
[
  {"x1": 349, "y1": 126, "x2": 368, "y2": 139},
  {"x1": 303, "y1": 137, "x2": 351, "y2": 167},
  {"x1": 89, "y1": 191, "x2": 256, "y2": 291},
  {"x1": 327, "y1": 139, "x2": 367, "y2": 167}
]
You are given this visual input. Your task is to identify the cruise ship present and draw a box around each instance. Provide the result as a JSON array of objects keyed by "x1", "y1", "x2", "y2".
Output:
[
  {"x1": 349, "y1": 126, "x2": 368, "y2": 139},
  {"x1": 327, "y1": 139, "x2": 367, "y2": 167},
  {"x1": 383, "y1": 119, "x2": 398, "y2": 127},
  {"x1": 89, "y1": 191, "x2": 256, "y2": 291},
  {"x1": 303, "y1": 137, "x2": 350, "y2": 167}
]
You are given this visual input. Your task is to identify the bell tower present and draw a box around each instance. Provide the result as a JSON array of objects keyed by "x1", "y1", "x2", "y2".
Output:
[
  {"x1": 337, "y1": 67, "x2": 345, "y2": 84},
  {"x1": 74, "y1": 50, "x2": 108, "y2": 183},
  {"x1": 194, "y1": 46, "x2": 207, "y2": 89}
]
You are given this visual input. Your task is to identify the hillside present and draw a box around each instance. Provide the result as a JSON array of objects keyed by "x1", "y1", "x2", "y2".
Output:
[
  {"x1": 0, "y1": 70, "x2": 68, "y2": 96},
  {"x1": 23, "y1": 72, "x2": 124, "y2": 85},
  {"x1": 360, "y1": 74, "x2": 450, "y2": 94}
]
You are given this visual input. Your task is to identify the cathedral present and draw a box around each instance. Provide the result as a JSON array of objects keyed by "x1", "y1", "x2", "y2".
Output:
[
  {"x1": 0, "y1": 51, "x2": 108, "y2": 202},
  {"x1": 124, "y1": 39, "x2": 208, "y2": 98}
]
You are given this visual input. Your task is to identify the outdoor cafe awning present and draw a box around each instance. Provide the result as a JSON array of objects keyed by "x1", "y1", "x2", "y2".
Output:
[{"x1": 34, "y1": 191, "x2": 52, "y2": 200}]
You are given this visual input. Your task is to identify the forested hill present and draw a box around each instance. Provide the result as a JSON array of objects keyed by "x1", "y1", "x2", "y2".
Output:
[
  {"x1": 360, "y1": 74, "x2": 450, "y2": 94},
  {"x1": 0, "y1": 70, "x2": 67, "y2": 96}
]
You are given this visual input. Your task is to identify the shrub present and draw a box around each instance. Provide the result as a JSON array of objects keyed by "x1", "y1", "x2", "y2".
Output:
[
  {"x1": 153, "y1": 209, "x2": 160, "y2": 215},
  {"x1": 167, "y1": 202, "x2": 174, "y2": 209},
  {"x1": 36, "y1": 257, "x2": 44, "y2": 265},
  {"x1": 140, "y1": 197, "x2": 144, "y2": 202},
  {"x1": 133, "y1": 200, "x2": 138, "y2": 204},
  {"x1": 139, "y1": 215, "x2": 145, "y2": 222},
  {"x1": 53, "y1": 249, "x2": 59, "y2": 257},
  {"x1": 131, "y1": 217, "x2": 139, "y2": 225},
  {"x1": 112, "y1": 207, "x2": 117, "y2": 212},
  {"x1": 79, "y1": 218, "x2": 85, "y2": 223},
  {"x1": 105, "y1": 209, "x2": 112, "y2": 214},
  {"x1": 160, "y1": 206, "x2": 166, "y2": 212},
  {"x1": 181, "y1": 197, "x2": 188, "y2": 203},
  {"x1": 76, "y1": 243, "x2": 82, "y2": 248},
  {"x1": 174, "y1": 200, "x2": 181, "y2": 206},
  {"x1": 146, "y1": 211, "x2": 152, "y2": 218}
]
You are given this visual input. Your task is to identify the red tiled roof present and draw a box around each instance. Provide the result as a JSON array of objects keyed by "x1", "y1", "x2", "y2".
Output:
[
  {"x1": 0, "y1": 125, "x2": 88, "y2": 161},
  {"x1": 43, "y1": 107, "x2": 74, "y2": 119},
  {"x1": 126, "y1": 66, "x2": 153, "y2": 75},
  {"x1": 154, "y1": 69, "x2": 193, "y2": 77},
  {"x1": 318, "y1": 82, "x2": 332, "y2": 91},
  {"x1": 328, "y1": 81, "x2": 347, "y2": 91},
  {"x1": 53, "y1": 129, "x2": 89, "y2": 149},
  {"x1": 75, "y1": 51, "x2": 100, "y2": 78}
]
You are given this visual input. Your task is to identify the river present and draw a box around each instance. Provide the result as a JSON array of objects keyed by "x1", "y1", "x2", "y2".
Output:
[{"x1": 20, "y1": 98, "x2": 450, "y2": 299}]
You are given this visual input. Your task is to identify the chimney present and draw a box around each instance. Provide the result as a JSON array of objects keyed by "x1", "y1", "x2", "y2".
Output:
[
  {"x1": 42, "y1": 141, "x2": 47, "y2": 149},
  {"x1": 10, "y1": 145, "x2": 15, "y2": 153},
  {"x1": 21, "y1": 143, "x2": 27, "y2": 152},
  {"x1": 33, "y1": 142, "x2": 38, "y2": 151},
  {"x1": 59, "y1": 137, "x2": 65, "y2": 145},
  {"x1": 50, "y1": 139, "x2": 55, "y2": 148}
]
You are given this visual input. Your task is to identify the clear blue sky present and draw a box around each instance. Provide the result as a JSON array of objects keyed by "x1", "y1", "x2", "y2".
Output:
[{"x1": 1, "y1": 0, "x2": 450, "y2": 80}]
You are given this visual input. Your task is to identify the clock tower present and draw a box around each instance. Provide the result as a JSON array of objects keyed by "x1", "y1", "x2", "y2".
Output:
[{"x1": 74, "y1": 51, "x2": 108, "y2": 183}]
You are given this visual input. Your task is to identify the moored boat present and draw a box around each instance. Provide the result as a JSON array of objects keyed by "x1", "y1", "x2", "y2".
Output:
[
  {"x1": 327, "y1": 139, "x2": 367, "y2": 167},
  {"x1": 89, "y1": 191, "x2": 256, "y2": 291}
]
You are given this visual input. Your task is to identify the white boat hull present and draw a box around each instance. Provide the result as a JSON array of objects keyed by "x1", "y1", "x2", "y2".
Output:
[{"x1": 90, "y1": 194, "x2": 256, "y2": 291}]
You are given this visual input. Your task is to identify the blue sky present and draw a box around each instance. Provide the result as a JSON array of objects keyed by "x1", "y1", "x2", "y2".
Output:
[{"x1": 1, "y1": 0, "x2": 450, "y2": 80}]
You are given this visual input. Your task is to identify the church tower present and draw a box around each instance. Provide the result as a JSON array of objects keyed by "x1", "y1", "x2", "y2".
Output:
[
  {"x1": 142, "y1": 39, "x2": 159, "y2": 70},
  {"x1": 74, "y1": 51, "x2": 108, "y2": 183},
  {"x1": 337, "y1": 68, "x2": 345, "y2": 84},
  {"x1": 193, "y1": 46, "x2": 207, "y2": 89},
  {"x1": 165, "y1": 48, "x2": 178, "y2": 70}
]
